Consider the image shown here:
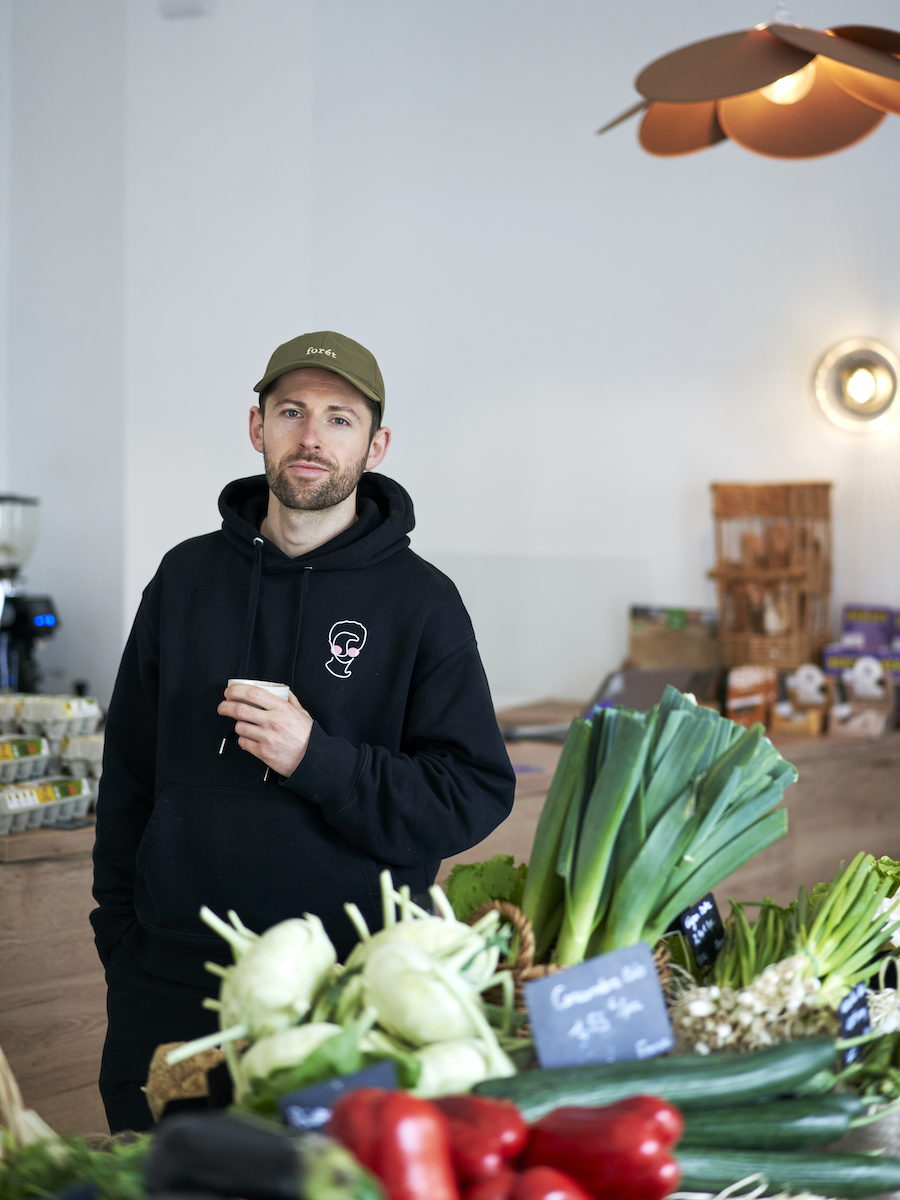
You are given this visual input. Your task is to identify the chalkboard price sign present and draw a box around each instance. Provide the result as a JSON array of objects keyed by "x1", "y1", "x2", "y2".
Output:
[
  {"x1": 678, "y1": 892, "x2": 725, "y2": 969},
  {"x1": 277, "y1": 1060, "x2": 397, "y2": 1130},
  {"x1": 838, "y1": 982, "x2": 872, "y2": 1066},
  {"x1": 524, "y1": 942, "x2": 674, "y2": 1070}
]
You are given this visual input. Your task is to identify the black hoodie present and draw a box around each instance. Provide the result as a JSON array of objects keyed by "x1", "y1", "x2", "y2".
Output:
[{"x1": 91, "y1": 473, "x2": 515, "y2": 986}]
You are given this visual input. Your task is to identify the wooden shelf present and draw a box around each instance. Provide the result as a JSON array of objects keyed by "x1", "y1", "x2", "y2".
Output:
[
  {"x1": 0, "y1": 821, "x2": 95, "y2": 864},
  {"x1": 707, "y1": 564, "x2": 828, "y2": 582}
]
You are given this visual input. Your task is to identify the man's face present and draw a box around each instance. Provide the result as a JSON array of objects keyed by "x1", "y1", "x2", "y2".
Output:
[{"x1": 249, "y1": 368, "x2": 389, "y2": 512}]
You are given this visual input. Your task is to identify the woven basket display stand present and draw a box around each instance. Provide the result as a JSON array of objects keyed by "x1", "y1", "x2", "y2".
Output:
[{"x1": 468, "y1": 900, "x2": 672, "y2": 1018}]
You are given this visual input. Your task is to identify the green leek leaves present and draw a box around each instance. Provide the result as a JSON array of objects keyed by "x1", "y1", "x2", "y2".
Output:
[{"x1": 528, "y1": 687, "x2": 796, "y2": 965}]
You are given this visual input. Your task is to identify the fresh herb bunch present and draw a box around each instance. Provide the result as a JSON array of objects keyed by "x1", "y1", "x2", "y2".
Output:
[
  {"x1": 837, "y1": 1030, "x2": 900, "y2": 1104},
  {"x1": 0, "y1": 1133, "x2": 150, "y2": 1200},
  {"x1": 520, "y1": 687, "x2": 797, "y2": 966}
]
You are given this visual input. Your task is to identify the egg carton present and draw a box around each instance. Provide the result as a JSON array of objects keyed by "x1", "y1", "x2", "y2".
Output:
[
  {"x1": 0, "y1": 694, "x2": 26, "y2": 735},
  {"x1": 0, "y1": 776, "x2": 93, "y2": 835},
  {"x1": 59, "y1": 732, "x2": 105, "y2": 780},
  {"x1": 0, "y1": 736, "x2": 51, "y2": 784},
  {"x1": 18, "y1": 695, "x2": 102, "y2": 740}
]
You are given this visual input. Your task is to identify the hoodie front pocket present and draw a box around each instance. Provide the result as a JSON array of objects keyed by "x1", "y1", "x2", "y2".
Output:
[{"x1": 134, "y1": 782, "x2": 388, "y2": 959}]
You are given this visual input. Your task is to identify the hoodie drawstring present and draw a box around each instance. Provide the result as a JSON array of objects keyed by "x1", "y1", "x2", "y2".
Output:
[
  {"x1": 288, "y1": 567, "x2": 312, "y2": 688},
  {"x1": 239, "y1": 537, "x2": 265, "y2": 678},
  {"x1": 218, "y1": 537, "x2": 265, "y2": 755}
]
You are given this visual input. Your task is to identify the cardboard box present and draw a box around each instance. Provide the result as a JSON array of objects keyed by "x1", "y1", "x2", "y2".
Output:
[
  {"x1": 769, "y1": 704, "x2": 826, "y2": 737},
  {"x1": 823, "y1": 644, "x2": 897, "y2": 736},
  {"x1": 840, "y1": 604, "x2": 895, "y2": 650},
  {"x1": 628, "y1": 607, "x2": 719, "y2": 670},
  {"x1": 829, "y1": 702, "x2": 892, "y2": 739},
  {"x1": 726, "y1": 665, "x2": 778, "y2": 729}
]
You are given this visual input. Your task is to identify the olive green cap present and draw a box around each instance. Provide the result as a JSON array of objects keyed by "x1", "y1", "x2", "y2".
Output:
[{"x1": 254, "y1": 331, "x2": 385, "y2": 418}]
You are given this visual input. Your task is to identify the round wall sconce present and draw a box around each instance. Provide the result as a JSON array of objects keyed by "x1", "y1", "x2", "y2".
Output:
[{"x1": 812, "y1": 338, "x2": 900, "y2": 433}]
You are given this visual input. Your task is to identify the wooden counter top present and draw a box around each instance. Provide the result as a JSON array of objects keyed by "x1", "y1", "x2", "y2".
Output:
[{"x1": 0, "y1": 821, "x2": 95, "y2": 863}]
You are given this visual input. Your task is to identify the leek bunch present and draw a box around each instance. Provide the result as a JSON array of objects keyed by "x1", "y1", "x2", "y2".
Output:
[{"x1": 520, "y1": 686, "x2": 797, "y2": 965}]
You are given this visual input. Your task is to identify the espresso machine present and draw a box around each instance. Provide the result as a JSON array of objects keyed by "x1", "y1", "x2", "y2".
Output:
[{"x1": 0, "y1": 495, "x2": 59, "y2": 692}]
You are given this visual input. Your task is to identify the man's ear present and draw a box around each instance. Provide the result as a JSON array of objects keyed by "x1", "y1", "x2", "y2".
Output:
[
  {"x1": 365, "y1": 425, "x2": 391, "y2": 471},
  {"x1": 249, "y1": 405, "x2": 265, "y2": 453}
]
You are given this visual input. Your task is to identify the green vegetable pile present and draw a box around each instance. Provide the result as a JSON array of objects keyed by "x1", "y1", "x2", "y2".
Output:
[
  {"x1": 0, "y1": 1133, "x2": 150, "y2": 1200},
  {"x1": 519, "y1": 687, "x2": 796, "y2": 965},
  {"x1": 169, "y1": 873, "x2": 519, "y2": 1110}
]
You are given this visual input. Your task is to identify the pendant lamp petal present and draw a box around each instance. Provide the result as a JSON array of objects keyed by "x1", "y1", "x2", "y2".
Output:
[
  {"x1": 639, "y1": 101, "x2": 726, "y2": 155},
  {"x1": 829, "y1": 26, "x2": 900, "y2": 55},
  {"x1": 818, "y1": 55, "x2": 900, "y2": 116},
  {"x1": 769, "y1": 24, "x2": 900, "y2": 82},
  {"x1": 718, "y1": 62, "x2": 884, "y2": 158},
  {"x1": 821, "y1": 28, "x2": 900, "y2": 115},
  {"x1": 636, "y1": 27, "x2": 812, "y2": 103}
]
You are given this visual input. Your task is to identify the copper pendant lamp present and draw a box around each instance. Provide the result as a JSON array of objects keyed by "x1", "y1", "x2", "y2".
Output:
[{"x1": 599, "y1": 17, "x2": 900, "y2": 158}]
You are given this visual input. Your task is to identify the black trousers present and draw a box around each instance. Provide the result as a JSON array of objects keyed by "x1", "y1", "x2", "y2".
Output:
[{"x1": 99, "y1": 938, "x2": 219, "y2": 1133}]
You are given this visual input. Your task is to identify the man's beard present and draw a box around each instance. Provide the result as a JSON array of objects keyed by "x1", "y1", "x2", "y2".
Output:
[{"x1": 264, "y1": 447, "x2": 368, "y2": 512}]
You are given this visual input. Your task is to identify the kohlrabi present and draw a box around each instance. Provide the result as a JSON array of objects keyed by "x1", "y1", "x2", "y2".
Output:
[{"x1": 166, "y1": 907, "x2": 337, "y2": 1066}]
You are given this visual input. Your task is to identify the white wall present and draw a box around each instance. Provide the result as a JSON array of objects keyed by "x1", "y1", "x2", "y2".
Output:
[
  {"x1": 5, "y1": 0, "x2": 125, "y2": 702},
  {"x1": 123, "y1": 0, "x2": 315, "y2": 624},
  {"x1": 3, "y1": 0, "x2": 900, "y2": 706},
  {"x1": 0, "y1": 0, "x2": 10, "y2": 493}
]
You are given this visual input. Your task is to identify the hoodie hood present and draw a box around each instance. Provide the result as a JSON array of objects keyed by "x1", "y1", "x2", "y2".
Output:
[{"x1": 218, "y1": 472, "x2": 414, "y2": 571}]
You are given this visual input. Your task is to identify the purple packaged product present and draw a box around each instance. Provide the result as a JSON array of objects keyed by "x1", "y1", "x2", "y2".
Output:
[
  {"x1": 840, "y1": 605, "x2": 895, "y2": 650},
  {"x1": 823, "y1": 644, "x2": 900, "y2": 683},
  {"x1": 823, "y1": 644, "x2": 864, "y2": 676}
]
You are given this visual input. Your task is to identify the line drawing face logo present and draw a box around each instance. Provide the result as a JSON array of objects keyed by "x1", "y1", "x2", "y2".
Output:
[{"x1": 326, "y1": 620, "x2": 368, "y2": 678}]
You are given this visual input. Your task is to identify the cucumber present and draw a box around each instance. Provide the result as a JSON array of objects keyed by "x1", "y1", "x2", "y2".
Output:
[
  {"x1": 473, "y1": 1038, "x2": 836, "y2": 1122},
  {"x1": 681, "y1": 1095, "x2": 861, "y2": 1149},
  {"x1": 676, "y1": 1147, "x2": 900, "y2": 1198}
]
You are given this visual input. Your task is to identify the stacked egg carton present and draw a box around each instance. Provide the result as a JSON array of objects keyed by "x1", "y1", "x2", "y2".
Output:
[{"x1": 0, "y1": 694, "x2": 103, "y2": 835}]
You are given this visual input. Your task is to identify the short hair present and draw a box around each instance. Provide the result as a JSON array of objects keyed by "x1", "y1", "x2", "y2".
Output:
[{"x1": 259, "y1": 377, "x2": 381, "y2": 441}]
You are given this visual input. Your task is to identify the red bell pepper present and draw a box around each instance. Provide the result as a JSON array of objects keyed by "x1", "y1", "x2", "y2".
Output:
[
  {"x1": 329, "y1": 1087, "x2": 459, "y2": 1200},
  {"x1": 512, "y1": 1166, "x2": 594, "y2": 1200},
  {"x1": 433, "y1": 1094, "x2": 529, "y2": 1183},
  {"x1": 464, "y1": 1169, "x2": 518, "y2": 1200},
  {"x1": 523, "y1": 1095, "x2": 683, "y2": 1200},
  {"x1": 465, "y1": 1166, "x2": 593, "y2": 1200}
]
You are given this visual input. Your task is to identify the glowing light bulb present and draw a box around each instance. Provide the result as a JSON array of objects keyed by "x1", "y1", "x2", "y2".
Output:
[
  {"x1": 760, "y1": 59, "x2": 817, "y2": 105},
  {"x1": 846, "y1": 367, "x2": 877, "y2": 405}
]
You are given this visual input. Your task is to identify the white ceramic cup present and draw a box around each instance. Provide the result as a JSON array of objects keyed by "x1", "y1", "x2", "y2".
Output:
[{"x1": 227, "y1": 678, "x2": 291, "y2": 704}]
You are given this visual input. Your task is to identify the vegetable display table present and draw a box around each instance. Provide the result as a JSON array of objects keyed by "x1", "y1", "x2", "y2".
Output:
[{"x1": 0, "y1": 823, "x2": 107, "y2": 1135}]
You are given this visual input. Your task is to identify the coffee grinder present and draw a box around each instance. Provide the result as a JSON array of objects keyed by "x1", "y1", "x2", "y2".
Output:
[{"x1": 0, "y1": 495, "x2": 59, "y2": 692}]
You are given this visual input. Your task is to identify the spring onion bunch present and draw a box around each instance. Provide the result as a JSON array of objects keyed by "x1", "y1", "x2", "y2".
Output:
[
  {"x1": 714, "y1": 854, "x2": 900, "y2": 1002},
  {"x1": 521, "y1": 686, "x2": 796, "y2": 965},
  {"x1": 672, "y1": 854, "x2": 900, "y2": 1055}
]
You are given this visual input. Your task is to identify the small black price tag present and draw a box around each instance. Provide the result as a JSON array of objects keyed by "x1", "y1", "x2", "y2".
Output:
[
  {"x1": 277, "y1": 1060, "x2": 397, "y2": 1130},
  {"x1": 523, "y1": 941, "x2": 674, "y2": 1069},
  {"x1": 678, "y1": 892, "x2": 725, "y2": 970},
  {"x1": 838, "y1": 982, "x2": 872, "y2": 1066}
]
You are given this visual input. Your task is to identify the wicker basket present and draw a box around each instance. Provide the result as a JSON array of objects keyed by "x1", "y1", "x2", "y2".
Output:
[
  {"x1": 720, "y1": 631, "x2": 830, "y2": 670},
  {"x1": 469, "y1": 901, "x2": 672, "y2": 1016},
  {"x1": 711, "y1": 482, "x2": 831, "y2": 520}
]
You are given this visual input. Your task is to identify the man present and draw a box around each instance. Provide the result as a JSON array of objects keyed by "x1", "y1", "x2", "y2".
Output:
[{"x1": 91, "y1": 331, "x2": 515, "y2": 1131}]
